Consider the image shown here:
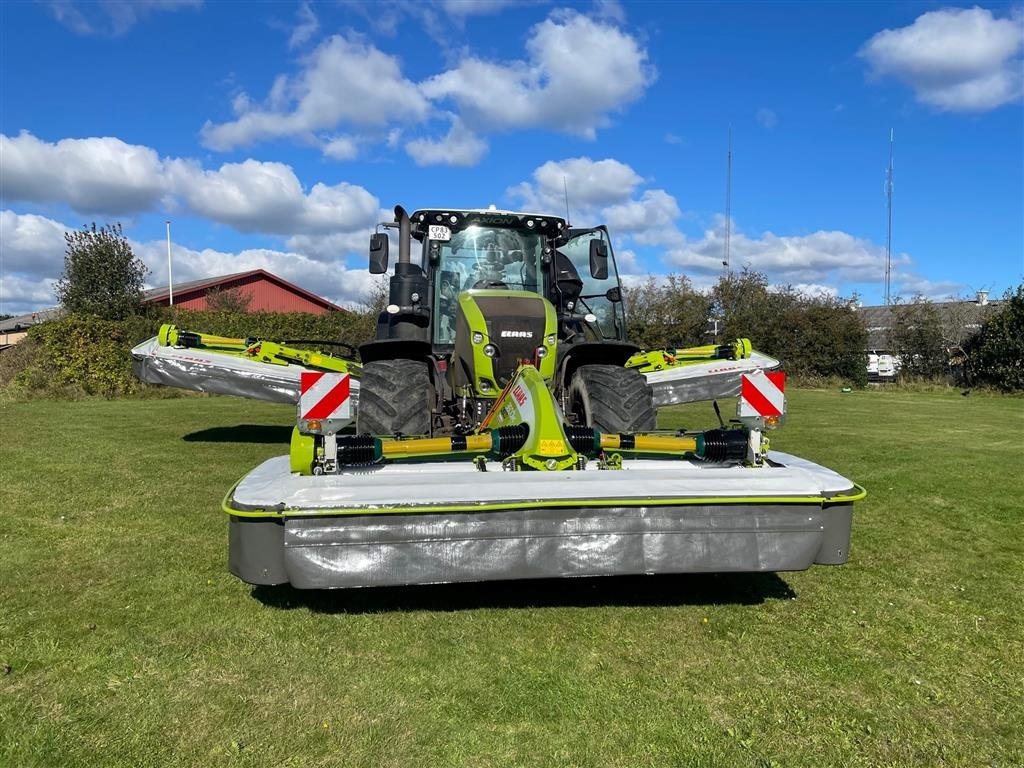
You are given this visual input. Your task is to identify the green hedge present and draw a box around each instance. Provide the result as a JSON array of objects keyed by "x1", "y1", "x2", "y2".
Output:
[{"x1": 4, "y1": 308, "x2": 378, "y2": 399}]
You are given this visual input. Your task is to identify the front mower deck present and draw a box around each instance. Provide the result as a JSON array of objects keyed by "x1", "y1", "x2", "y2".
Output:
[{"x1": 225, "y1": 453, "x2": 863, "y2": 589}]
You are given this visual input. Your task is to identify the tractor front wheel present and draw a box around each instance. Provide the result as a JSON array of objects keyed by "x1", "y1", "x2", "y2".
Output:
[
  {"x1": 569, "y1": 364, "x2": 656, "y2": 434},
  {"x1": 356, "y1": 359, "x2": 432, "y2": 436}
]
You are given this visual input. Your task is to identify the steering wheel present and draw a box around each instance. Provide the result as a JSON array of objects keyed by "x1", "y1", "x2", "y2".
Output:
[{"x1": 473, "y1": 279, "x2": 509, "y2": 289}]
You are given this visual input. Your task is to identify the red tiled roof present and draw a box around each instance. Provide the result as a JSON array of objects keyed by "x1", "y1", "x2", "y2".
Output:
[{"x1": 142, "y1": 268, "x2": 343, "y2": 311}]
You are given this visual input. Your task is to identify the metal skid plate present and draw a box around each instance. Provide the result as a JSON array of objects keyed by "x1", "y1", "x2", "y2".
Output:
[{"x1": 226, "y1": 452, "x2": 861, "y2": 589}]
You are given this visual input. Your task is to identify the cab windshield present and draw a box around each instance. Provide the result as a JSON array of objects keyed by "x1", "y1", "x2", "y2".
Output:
[{"x1": 433, "y1": 226, "x2": 544, "y2": 345}]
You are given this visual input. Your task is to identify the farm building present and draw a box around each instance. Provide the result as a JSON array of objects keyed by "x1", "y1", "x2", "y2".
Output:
[
  {"x1": 0, "y1": 269, "x2": 344, "y2": 349},
  {"x1": 856, "y1": 291, "x2": 1005, "y2": 381},
  {"x1": 142, "y1": 269, "x2": 343, "y2": 314},
  {"x1": 857, "y1": 292, "x2": 1004, "y2": 352}
]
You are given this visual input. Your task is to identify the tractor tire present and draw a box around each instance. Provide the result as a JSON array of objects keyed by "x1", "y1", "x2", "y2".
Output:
[
  {"x1": 569, "y1": 364, "x2": 656, "y2": 434},
  {"x1": 356, "y1": 359, "x2": 432, "y2": 436}
]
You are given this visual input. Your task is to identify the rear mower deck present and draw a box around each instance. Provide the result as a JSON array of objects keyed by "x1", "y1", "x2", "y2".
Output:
[{"x1": 225, "y1": 453, "x2": 863, "y2": 589}]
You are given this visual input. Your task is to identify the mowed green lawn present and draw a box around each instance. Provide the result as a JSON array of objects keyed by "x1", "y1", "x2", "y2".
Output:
[{"x1": 1, "y1": 389, "x2": 1021, "y2": 767}]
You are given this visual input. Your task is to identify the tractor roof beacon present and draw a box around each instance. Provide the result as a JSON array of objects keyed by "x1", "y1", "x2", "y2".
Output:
[{"x1": 359, "y1": 205, "x2": 655, "y2": 437}]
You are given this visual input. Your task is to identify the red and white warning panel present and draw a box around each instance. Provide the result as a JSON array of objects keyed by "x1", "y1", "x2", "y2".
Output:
[
  {"x1": 299, "y1": 372, "x2": 351, "y2": 421},
  {"x1": 738, "y1": 370, "x2": 786, "y2": 421}
]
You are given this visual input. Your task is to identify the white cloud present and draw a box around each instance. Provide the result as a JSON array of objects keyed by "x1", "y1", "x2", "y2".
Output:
[
  {"x1": 440, "y1": 0, "x2": 521, "y2": 18},
  {"x1": 786, "y1": 283, "x2": 839, "y2": 299},
  {"x1": 166, "y1": 159, "x2": 379, "y2": 235},
  {"x1": 0, "y1": 210, "x2": 69, "y2": 273},
  {"x1": 420, "y1": 11, "x2": 654, "y2": 138},
  {"x1": 200, "y1": 35, "x2": 430, "y2": 150},
  {"x1": 198, "y1": 9, "x2": 651, "y2": 163},
  {"x1": 603, "y1": 190, "x2": 682, "y2": 242},
  {"x1": 0, "y1": 210, "x2": 66, "y2": 315},
  {"x1": 0, "y1": 210, "x2": 382, "y2": 314},
  {"x1": 859, "y1": 7, "x2": 1024, "y2": 111},
  {"x1": 892, "y1": 273, "x2": 966, "y2": 301},
  {"x1": 508, "y1": 156, "x2": 644, "y2": 213},
  {"x1": 592, "y1": 0, "x2": 626, "y2": 24},
  {"x1": 322, "y1": 135, "x2": 360, "y2": 160},
  {"x1": 45, "y1": 0, "x2": 202, "y2": 36},
  {"x1": 1, "y1": 132, "x2": 166, "y2": 214},
  {"x1": 405, "y1": 118, "x2": 488, "y2": 166},
  {"x1": 0, "y1": 274, "x2": 59, "y2": 317},
  {"x1": 506, "y1": 157, "x2": 919, "y2": 293},
  {"x1": 1, "y1": 132, "x2": 380, "y2": 240},
  {"x1": 756, "y1": 108, "x2": 778, "y2": 128},
  {"x1": 665, "y1": 219, "x2": 914, "y2": 288},
  {"x1": 284, "y1": 231, "x2": 375, "y2": 263},
  {"x1": 289, "y1": 2, "x2": 319, "y2": 48}
]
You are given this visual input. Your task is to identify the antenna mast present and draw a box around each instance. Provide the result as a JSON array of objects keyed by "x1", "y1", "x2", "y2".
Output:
[
  {"x1": 562, "y1": 176, "x2": 571, "y2": 226},
  {"x1": 885, "y1": 129, "x2": 894, "y2": 305},
  {"x1": 723, "y1": 124, "x2": 732, "y2": 274},
  {"x1": 166, "y1": 220, "x2": 174, "y2": 306}
]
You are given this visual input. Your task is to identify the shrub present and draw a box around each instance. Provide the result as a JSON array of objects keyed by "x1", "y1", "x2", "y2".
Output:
[
  {"x1": 7, "y1": 308, "x2": 379, "y2": 399},
  {"x1": 964, "y1": 285, "x2": 1024, "y2": 392}
]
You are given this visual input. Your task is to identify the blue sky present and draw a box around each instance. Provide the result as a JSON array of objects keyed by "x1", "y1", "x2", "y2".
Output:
[{"x1": 1, "y1": 0, "x2": 1022, "y2": 315}]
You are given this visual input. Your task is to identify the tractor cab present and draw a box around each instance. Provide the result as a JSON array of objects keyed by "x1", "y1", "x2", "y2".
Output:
[{"x1": 368, "y1": 206, "x2": 628, "y2": 353}]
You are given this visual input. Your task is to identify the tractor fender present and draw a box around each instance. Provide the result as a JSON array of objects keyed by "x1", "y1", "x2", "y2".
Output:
[
  {"x1": 556, "y1": 341, "x2": 640, "y2": 393},
  {"x1": 359, "y1": 338, "x2": 433, "y2": 365}
]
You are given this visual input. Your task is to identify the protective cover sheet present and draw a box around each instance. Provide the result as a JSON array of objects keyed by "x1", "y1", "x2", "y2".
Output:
[
  {"x1": 279, "y1": 502, "x2": 839, "y2": 588},
  {"x1": 227, "y1": 451, "x2": 858, "y2": 587},
  {"x1": 644, "y1": 351, "x2": 781, "y2": 406},
  {"x1": 131, "y1": 337, "x2": 360, "y2": 405}
]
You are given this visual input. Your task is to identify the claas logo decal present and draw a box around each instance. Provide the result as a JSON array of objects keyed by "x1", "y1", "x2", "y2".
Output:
[{"x1": 513, "y1": 385, "x2": 527, "y2": 406}]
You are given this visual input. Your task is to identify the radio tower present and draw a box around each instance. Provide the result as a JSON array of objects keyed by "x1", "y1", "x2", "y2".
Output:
[
  {"x1": 723, "y1": 124, "x2": 732, "y2": 275},
  {"x1": 885, "y1": 129, "x2": 894, "y2": 305}
]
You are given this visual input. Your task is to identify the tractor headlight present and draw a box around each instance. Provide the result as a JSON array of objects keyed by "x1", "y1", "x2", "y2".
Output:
[
  {"x1": 535, "y1": 346, "x2": 547, "y2": 359},
  {"x1": 472, "y1": 331, "x2": 484, "y2": 345},
  {"x1": 483, "y1": 343, "x2": 498, "y2": 358},
  {"x1": 546, "y1": 334, "x2": 556, "y2": 345}
]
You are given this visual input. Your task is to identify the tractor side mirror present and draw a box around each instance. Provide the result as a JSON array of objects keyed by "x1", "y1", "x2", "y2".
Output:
[
  {"x1": 589, "y1": 239, "x2": 609, "y2": 280},
  {"x1": 369, "y1": 233, "x2": 389, "y2": 274}
]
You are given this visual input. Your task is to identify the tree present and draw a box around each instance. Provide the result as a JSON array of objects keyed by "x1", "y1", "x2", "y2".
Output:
[
  {"x1": 56, "y1": 223, "x2": 148, "y2": 320},
  {"x1": 205, "y1": 286, "x2": 253, "y2": 313},
  {"x1": 964, "y1": 284, "x2": 1024, "y2": 391},
  {"x1": 710, "y1": 268, "x2": 797, "y2": 355},
  {"x1": 889, "y1": 297, "x2": 947, "y2": 379},
  {"x1": 624, "y1": 274, "x2": 711, "y2": 350}
]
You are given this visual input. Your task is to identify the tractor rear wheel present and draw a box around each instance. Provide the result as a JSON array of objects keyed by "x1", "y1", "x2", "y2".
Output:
[
  {"x1": 569, "y1": 364, "x2": 656, "y2": 433},
  {"x1": 356, "y1": 359, "x2": 432, "y2": 436}
]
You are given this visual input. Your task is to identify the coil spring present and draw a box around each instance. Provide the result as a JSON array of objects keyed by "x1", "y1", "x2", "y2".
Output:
[
  {"x1": 491, "y1": 424, "x2": 529, "y2": 457},
  {"x1": 700, "y1": 428, "x2": 748, "y2": 462},
  {"x1": 563, "y1": 425, "x2": 599, "y2": 456},
  {"x1": 336, "y1": 436, "x2": 379, "y2": 466}
]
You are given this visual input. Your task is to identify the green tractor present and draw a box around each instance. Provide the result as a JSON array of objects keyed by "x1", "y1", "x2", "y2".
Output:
[
  {"x1": 358, "y1": 205, "x2": 656, "y2": 438},
  {"x1": 133, "y1": 203, "x2": 864, "y2": 589}
]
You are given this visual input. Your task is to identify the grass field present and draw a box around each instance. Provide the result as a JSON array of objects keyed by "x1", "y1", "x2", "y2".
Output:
[{"x1": 1, "y1": 389, "x2": 1022, "y2": 767}]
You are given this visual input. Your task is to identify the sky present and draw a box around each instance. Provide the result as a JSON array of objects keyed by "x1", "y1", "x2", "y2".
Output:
[{"x1": 1, "y1": 0, "x2": 1022, "y2": 316}]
